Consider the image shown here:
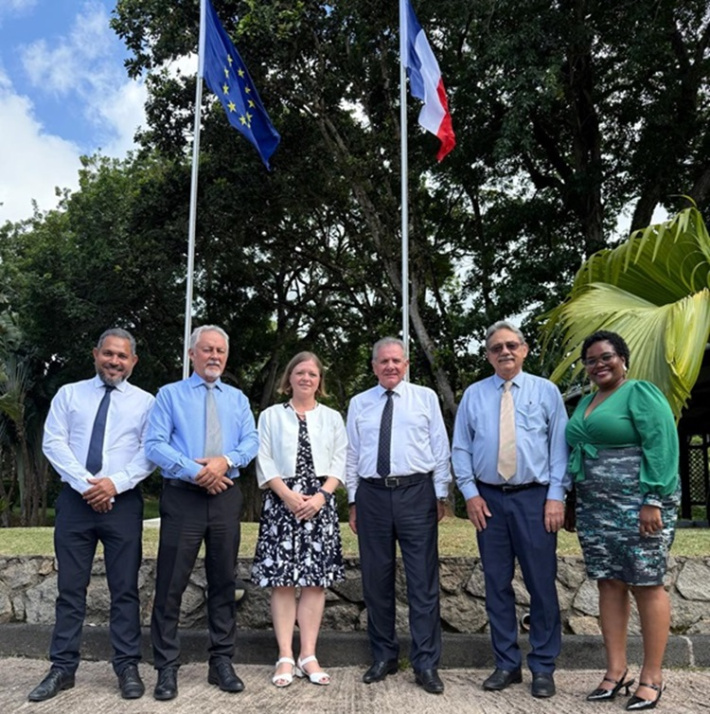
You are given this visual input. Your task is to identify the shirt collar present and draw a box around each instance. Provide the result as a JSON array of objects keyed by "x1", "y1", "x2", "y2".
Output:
[
  {"x1": 91, "y1": 373, "x2": 128, "y2": 393},
  {"x1": 188, "y1": 371, "x2": 223, "y2": 391},
  {"x1": 492, "y1": 371, "x2": 524, "y2": 390},
  {"x1": 376, "y1": 381, "x2": 405, "y2": 398}
]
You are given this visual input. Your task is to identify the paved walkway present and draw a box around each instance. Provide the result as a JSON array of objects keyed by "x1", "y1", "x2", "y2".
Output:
[{"x1": 2, "y1": 658, "x2": 709, "y2": 713}]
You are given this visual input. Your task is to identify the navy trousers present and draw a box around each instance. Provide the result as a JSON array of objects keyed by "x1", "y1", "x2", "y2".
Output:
[
  {"x1": 477, "y1": 482, "x2": 561, "y2": 673},
  {"x1": 151, "y1": 480, "x2": 242, "y2": 670},
  {"x1": 356, "y1": 477, "x2": 441, "y2": 671},
  {"x1": 50, "y1": 485, "x2": 143, "y2": 676}
]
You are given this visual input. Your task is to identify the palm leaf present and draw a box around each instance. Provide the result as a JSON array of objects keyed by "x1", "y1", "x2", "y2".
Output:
[{"x1": 542, "y1": 205, "x2": 710, "y2": 418}]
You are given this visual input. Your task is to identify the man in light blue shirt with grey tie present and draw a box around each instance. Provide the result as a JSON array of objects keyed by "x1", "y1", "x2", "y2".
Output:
[
  {"x1": 452, "y1": 321, "x2": 570, "y2": 699},
  {"x1": 146, "y1": 325, "x2": 258, "y2": 700}
]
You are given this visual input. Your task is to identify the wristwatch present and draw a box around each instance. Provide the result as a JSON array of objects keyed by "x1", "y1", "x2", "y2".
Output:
[
  {"x1": 318, "y1": 488, "x2": 333, "y2": 503},
  {"x1": 224, "y1": 455, "x2": 236, "y2": 469}
]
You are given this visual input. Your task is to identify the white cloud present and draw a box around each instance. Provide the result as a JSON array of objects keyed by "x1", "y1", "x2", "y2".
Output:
[
  {"x1": 0, "y1": 0, "x2": 37, "y2": 20},
  {"x1": 0, "y1": 2, "x2": 149, "y2": 223},
  {"x1": 0, "y1": 70, "x2": 81, "y2": 223},
  {"x1": 20, "y1": 1, "x2": 146, "y2": 157},
  {"x1": 98, "y1": 80, "x2": 147, "y2": 156}
]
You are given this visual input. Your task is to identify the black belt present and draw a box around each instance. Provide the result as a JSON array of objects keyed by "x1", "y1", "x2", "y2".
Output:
[
  {"x1": 478, "y1": 481, "x2": 545, "y2": 493},
  {"x1": 164, "y1": 478, "x2": 204, "y2": 493},
  {"x1": 361, "y1": 472, "x2": 431, "y2": 489}
]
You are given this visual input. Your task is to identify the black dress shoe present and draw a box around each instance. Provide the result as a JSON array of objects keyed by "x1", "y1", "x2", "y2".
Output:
[
  {"x1": 482, "y1": 667, "x2": 522, "y2": 691},
  {"x1": 208, "y1": 661, "x2": 245, "y2": 693},
  {"x1": 153, "y1": 666, "x2": 178, "y2": 701},
  {"x1": 531, "y1": 672, "x2": 556, "y2": 698},
  {"x1": 118, "y1": 664, "x2": 145, "y2": 699},
  {"x1": 415, "y1": 668, "x2": 444, "y2": 694},
  {"x1": 362, "y1": 659, "x2": 399, "y2": 684},
  {"x1": 28, "y1": 669, "x2": 75, "y2": 702}
]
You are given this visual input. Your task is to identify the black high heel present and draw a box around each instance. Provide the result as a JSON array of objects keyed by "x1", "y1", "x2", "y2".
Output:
[
  {"x1": 586, "y1": 669, "x2": 635, "y2": 701},
  {"x1": 625, "y1": 682, "x2": 664, "y2": 711}
]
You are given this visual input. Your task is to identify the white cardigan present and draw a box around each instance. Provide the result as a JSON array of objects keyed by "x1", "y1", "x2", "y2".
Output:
[{"x1": 256, "y1": 402, "x2": 348, "y2": 488}]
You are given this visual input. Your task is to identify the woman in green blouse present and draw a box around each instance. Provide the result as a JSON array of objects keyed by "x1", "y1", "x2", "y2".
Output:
[{"x1": 565, "y1": 331, "x2": 679, "y2": 712}]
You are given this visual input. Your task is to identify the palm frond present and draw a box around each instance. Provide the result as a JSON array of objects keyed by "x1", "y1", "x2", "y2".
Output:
[{"x1": 542, "y1": 205, "x2": 710, "y2": 418}]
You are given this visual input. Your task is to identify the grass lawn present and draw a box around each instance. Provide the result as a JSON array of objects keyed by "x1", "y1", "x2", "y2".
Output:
[{"x1": 1, "y1": 517, "x2": 709, "y2": 559}]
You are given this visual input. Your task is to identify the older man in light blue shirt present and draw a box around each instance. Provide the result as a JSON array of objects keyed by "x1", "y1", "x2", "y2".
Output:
[
  {"x1": 452, "y1": 321, "x2": 569, "y2": 699},
  {"x1": 146, "y1": 325, "x2": 258, "y2": 701}
]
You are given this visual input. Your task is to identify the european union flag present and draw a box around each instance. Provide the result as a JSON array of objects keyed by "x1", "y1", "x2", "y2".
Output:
[{"x1": 203, "y1": 0, "x2": 280, "y2": 169}]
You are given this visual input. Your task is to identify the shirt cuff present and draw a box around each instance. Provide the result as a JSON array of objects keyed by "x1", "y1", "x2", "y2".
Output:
[
  {"x1": 546, "y1": 484, "x2": 566, "y2": 501},
  {"x1": 643, "y1": 493, "x2": 663, "y2": 508},
  {"x1": 459, "y1": 480, "x2": 480, "y2": 501}
]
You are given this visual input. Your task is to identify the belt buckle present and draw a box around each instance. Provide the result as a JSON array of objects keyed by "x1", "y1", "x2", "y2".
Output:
[{"x1": 384, "y1": 476, "x2": 399, "y2": 488}]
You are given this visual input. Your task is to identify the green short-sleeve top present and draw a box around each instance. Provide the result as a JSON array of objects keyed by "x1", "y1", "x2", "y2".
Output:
[{"x1": 565, "y1": 379, "x2": 679, "y2": 497}]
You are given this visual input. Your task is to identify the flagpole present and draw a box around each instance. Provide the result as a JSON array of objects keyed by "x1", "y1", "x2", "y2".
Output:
[
  {"x1": 399, "y1": 0, "x2": 410, "y2": 377},
  {"x1": 182, "y1": 0, "x2": 207, "y2": 378}
]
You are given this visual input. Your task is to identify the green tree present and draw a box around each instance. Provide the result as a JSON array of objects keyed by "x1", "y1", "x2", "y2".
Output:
[{"x1": 112, "y1": 0, "x2": 710, "y2": 401}]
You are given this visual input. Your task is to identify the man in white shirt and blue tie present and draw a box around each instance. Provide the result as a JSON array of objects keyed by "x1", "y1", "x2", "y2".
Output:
[
  {"x1": 346, "y1": 337, "x2": 451, "y2": 695},
  {"x1": 29, "y1": 328, "x2": 155, "y2": 702}
]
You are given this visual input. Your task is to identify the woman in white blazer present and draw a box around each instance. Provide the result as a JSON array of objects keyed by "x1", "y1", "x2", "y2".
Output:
[{"x1": 251, "y1": 352, "x2": 347, "y2": 687}]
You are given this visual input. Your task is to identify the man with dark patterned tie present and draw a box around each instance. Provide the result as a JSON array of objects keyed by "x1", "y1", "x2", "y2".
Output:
[
  {"x1": 452, "y1": 321, "x2": 570, "y2": 698},
  {"x1": 345, "y1": 337, "x2": 451, "y2": 695},
  {"x1": 146, "y1": 325, "x2": 258, "y2": 700},
  {"x1": 29, "y1": 328, "x2": 155, "y2": 702}
]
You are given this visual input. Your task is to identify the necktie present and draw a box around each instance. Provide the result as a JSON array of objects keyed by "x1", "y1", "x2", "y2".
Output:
[
  {"x1": 204, "y1": 383, "x2": 223, "y2": 457},
  {"x1": 86, "y1": 385, "x2": 115, "y2": 475},
  {"x1": 497, "y1": 380, "x2": 517, "y2": 480},
  {"x1": 376, "y1": 390, "x2": 394, "y2": 477}
]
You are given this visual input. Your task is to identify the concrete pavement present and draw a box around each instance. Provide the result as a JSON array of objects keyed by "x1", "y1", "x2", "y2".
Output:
[
  {"x1": 1, "y1": 628, "x2": 709, "y2": 713},
  {"x1": 2, "y1": 658, "x2": 709, "y2": 714}
]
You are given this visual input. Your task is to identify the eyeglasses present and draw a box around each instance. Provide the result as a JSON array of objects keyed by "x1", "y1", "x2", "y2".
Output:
[
  {"x1": 582, "y1": 352, "x2": 617, "y2": 368},
  {"x1": 488, "y1": 341, "x2": 523, "y2": 354}
]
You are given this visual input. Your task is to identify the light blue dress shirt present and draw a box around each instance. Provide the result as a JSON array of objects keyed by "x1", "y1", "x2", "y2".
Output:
[
  {"x1": 345, "y1": 380, "x2": 451, "y2": 501},
  {"x1": 145, "y1": 372, "x2": 258, "y2": 482},
  {"x1": 451, "y1": 371, "x2": 570, "y2": 501}
]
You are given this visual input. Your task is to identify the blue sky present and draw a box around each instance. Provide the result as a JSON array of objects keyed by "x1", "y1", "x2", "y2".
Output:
[{"x1": 0, "y1": 0, "x2": 150, "y2": 223}]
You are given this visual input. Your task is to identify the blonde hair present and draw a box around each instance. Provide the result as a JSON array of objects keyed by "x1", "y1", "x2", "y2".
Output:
[{"x1": 277, "y1": 351, "x2": 328, "y2": 398}]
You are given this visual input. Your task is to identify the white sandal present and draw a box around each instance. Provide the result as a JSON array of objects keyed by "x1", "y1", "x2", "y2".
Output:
[
  {"x1": 295, "y1": 655, "x2": 330, "y2": 685},
  {"x1": 272, "y1": 657, "x2": 295, "y2": 688}
]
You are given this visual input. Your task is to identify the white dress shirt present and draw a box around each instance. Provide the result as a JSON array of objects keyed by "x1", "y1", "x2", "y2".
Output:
[
  {"x1": 345, "y1": 380, "x2": 451, "y2": 501},
  {"x1": 256, "y1": 402, "x2": 347, "y2": 488},
  {"x1": 43, "y1": 375, "x2": 155, "y2": 495}
]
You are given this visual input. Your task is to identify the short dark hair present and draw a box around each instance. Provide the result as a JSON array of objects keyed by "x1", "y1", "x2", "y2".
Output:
[
  {"x1": 581, "y1": 330, "x2": 630, "y2": 368},
  {"x1": 96, "y1": 328, "x2": 136, "y2": 355},
  {"x1": 277, "y1": 351, "x2": 328, "y2": 398}
]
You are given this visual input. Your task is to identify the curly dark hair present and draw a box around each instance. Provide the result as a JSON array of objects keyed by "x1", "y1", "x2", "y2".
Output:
[{"x1": 581, "y1": 330, "x2": 630, "y2": 368}]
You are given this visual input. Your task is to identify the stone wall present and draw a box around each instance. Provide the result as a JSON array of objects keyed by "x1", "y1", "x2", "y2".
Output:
[{"x1": 1, "y1": 555, "x2": 709, "y2": 635}]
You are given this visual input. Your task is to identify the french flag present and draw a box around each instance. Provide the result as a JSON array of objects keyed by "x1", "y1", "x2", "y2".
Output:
[{"x1": 404, "y1": 0, "x2": 456, "y2": 162}]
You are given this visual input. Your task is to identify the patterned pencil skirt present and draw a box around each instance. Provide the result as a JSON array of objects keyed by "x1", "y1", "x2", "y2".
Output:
[{"x1": 576, "y1": 446, "x2": 679, "y2": 586}]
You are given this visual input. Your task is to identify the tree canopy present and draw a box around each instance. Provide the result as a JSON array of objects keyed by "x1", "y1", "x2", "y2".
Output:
[{"x1": 2, "y1": 0, "x2": 709, "y2": 521}]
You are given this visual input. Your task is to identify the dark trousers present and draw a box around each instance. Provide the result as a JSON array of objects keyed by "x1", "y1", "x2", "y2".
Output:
[
  {"x1": 151, "y1": 481, "x2": 242, "y2": 670},
  {"x1": 50, "y1": 485, "x2": 143, "y2": 676},
  {"x1": 477, "y1": 482, "x2": 561, "y2": 673},
  {"x1": 356, "y1": 477, "x2": 441, "y2": 671}
]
